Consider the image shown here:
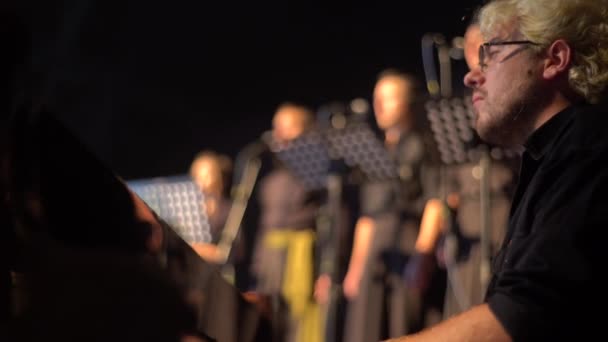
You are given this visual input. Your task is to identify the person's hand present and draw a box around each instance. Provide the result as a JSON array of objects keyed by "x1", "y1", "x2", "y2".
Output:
[
  {"x1": 242, "y1": 291, "x2": 272, "y2": 319},
  {"x1": 191, "y1": 243, "x2": 222, "y2": 263},
  {"x1": 403, "y1": 252, "x2": 435, "y2": 292},
  {"x1": 342, "y1": 268, "x2": 362, "y2": 300},
  {"x1": 314, "y1": 274, "x2": 332, "y2": 304}
]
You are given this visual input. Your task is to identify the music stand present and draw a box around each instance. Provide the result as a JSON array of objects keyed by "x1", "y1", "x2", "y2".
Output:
[
  {"x1": 325, "y1": 120, "x2": 398, "y2": 182},
  {"x1": 267, "y1": 129, "x2": 332, "y2": 191},
  {"x1": 319, "y1": 117, "x2": 401, "y2": 262},
  {"x1": 127, "y1": 175, "x2": 213, "y2": 244}
]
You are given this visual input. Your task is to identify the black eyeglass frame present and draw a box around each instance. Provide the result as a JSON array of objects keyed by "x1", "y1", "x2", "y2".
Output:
[{"x1": 478, "y1": 40, "x2": 540, "y2": 71}]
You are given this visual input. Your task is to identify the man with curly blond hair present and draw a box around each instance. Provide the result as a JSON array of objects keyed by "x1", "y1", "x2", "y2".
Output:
[{"x1": 387, "y1": 0, "x2": 608, "y2": 341}]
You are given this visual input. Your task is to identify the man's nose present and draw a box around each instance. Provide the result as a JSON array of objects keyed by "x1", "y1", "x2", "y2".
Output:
[{"x1": 464, "y1": 68, "x2": 484, "y2": 89}]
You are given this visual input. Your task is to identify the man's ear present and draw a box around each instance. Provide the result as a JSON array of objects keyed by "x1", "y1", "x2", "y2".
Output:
[{"x1": 542, "y1": 39, "x2": 572, "y2": 80}]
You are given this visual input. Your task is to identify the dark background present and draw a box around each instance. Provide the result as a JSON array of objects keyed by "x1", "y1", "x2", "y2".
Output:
[{"x1": 17, "y1": 0, "x2": 482, "y2": 180}]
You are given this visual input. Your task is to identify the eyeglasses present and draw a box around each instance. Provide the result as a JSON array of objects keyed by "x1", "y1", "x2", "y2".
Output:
[{"x1": 478, "y1": 40, "x2": 540, "y2": 71}]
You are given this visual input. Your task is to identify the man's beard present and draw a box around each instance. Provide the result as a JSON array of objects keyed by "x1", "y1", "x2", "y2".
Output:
[
  {"x1": 475, "y1": 72, "x2": 547, "y2": 147},
  {"x1": 476, "y1": 101, "x2": 529, "y2": 147}
]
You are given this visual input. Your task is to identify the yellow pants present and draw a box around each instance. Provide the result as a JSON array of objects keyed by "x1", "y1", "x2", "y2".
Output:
[{"x1": 264, "y1": 229, "x2": 324, "y2": 342}]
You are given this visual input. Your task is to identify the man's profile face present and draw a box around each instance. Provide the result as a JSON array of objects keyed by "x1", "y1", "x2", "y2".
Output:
[
  {"x1": 373, "y1": 77, "x2": 411, "y2": 130},
  {"x1": 464, "y1": 21, "x2": 546, "y2": 146}
]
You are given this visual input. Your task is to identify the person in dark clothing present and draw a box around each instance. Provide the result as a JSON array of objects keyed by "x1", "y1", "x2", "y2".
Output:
[
  {"x1": 341, "y1": 69, "x2": 439, "y2": 342},
  {"x1": 251, "y1": 103, "x2": 318, "y2": 295},
  {"x1": 250, "y1": 102, "x2": 323, "y2": 342},
  {"x1": 388, "y1": 0, "x2": 608, "y2": 341},
  {"x1": 187, "y1": 150, "x2": 248, "y2": 290},
  {"x1": 189, "y1": 150, "x2": 234, "y2": 247}
]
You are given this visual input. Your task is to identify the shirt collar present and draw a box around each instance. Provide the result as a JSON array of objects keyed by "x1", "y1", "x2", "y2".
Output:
[{"x1": 524, "y1": 105, "x2": 578, "y2": 160}]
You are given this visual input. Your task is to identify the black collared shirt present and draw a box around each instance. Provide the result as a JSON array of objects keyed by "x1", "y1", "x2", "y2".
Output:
[{"x1": 485, "y1": 103, "x2": 608, "y2": 341}]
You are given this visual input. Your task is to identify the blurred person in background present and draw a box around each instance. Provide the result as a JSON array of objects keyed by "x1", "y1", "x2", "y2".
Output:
[
  {"x1": 341, "y1": 69, "x2": 442, "y2": 342},
  {"x1": 251, "y1": 102, "x2": 323, "y2": 342},
  {"x1": 188, "y1": 150, "x2": 248, "y2": 291}
]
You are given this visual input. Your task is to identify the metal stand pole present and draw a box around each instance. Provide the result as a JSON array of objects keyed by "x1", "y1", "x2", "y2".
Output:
[
  {"x1": 318, "y1": 173, "x2": 342, "y2": 342},
  {"x1": 479, "y1": 146, "x2": 491, "y2": 292},
  {"x1": 216, "y1": 156, "x2": 261, "y2": 271}
]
